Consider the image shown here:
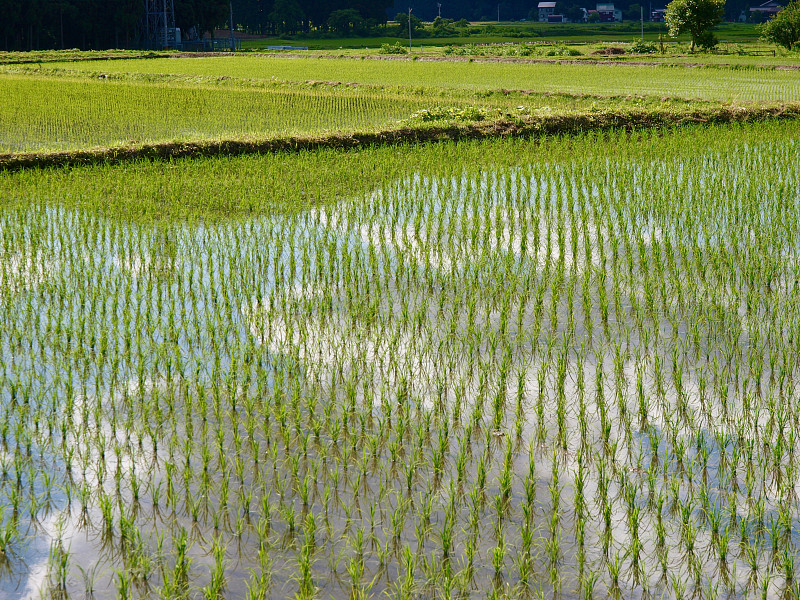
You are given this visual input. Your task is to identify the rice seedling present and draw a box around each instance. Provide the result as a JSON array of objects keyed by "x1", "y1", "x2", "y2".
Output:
[
  {"x1": 1, "y1": 119, "x2": 800, "y2": 599},
  {"x1": 22, "y1": 55, "x2": 800, "y2": 104}
]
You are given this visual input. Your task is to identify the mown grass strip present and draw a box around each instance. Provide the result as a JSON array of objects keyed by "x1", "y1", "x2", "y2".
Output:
[{"x1": 2, "y1": 103, "x2": 799, "y2": 173}]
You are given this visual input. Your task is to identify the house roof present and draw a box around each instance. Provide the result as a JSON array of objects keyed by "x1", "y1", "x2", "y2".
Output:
[
  {"x1": 538, "y1": 2, "x2": 557, "y2": 8},
  {"x1": 596, "y1": 3, "x2": 616, "y2": 11},
  {"x1": 750, "y1": 1, "x2": 782, "y2": 10}
]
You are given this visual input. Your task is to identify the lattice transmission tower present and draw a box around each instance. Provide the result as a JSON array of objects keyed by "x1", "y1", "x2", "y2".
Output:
[{"x1": 145, "y1": 0, "x2": 177, "y2": 48}]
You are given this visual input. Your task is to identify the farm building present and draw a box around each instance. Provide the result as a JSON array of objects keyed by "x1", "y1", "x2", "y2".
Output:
[
  {"x1": 651, "y1": 8, "x2": 667, "y2": 21},
  {"x1": 596, "y1": 3, "x2": 623, "y2": 21},
  {"x1": 749, "y1": 0, "x2": 783, "y2": 17},
  {"x1": 538, "y1": 2, "x2": 557, "y2": 21}
]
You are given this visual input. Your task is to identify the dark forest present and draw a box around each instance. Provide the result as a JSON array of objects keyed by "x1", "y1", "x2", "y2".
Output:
[{"x1": 0, "y1": 0, "x2": 751, "y2": 51}]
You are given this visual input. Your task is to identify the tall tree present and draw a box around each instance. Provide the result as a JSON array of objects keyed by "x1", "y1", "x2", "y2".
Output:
[
  {"x1": 194, "y1": 0, "x2": 231, "y2": 37},
  {"x1": 759, "y1": 0, "x2": 800, "y2": 49},
  {"x1": 665, "y1": 0, "x2": 725, "y2": 50},
  {"x1": 270, "y1": 0, "x2": 304, "y2": 33},
  {"x1": 0, "y1": 0, "x2": 21, "y2": 49}
]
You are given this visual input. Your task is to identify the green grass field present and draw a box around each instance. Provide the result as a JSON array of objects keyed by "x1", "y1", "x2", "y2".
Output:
[{"x1": 2, "y1": 45, "x2": 800, "y2": 600}]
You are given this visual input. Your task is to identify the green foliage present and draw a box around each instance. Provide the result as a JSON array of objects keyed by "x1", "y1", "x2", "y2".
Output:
[
  {"x1": 759, "y1": 0, "x2": 800, "y2": 49},
  {"x1": 432, "y1": 16, "x2": 457, "y2": 36},
  {"x1": 665, "y1": 0, "x2": 725, "y2": 50},
  {"x1": 624, "y1": 2, "x2": 644, "y2": 20},
  {"x1": 176, "y1": 0, "x2": 229, "y2": 37},
  {"x1": 270, "y1": 0, "x2": 305, "y2": 35},
  {"x1": 405, "y1": 105, "x2": 491, "y2": 122},
  {"x1": 394, "y1": 12, "x2": 424, "y2": 35},
  {"x1": 327, "y1": 9, "x2": 366, "y2": 36},
  {"x1": 443, "y1": 42, "x2": 537, "y2": 56},
  {"x1": 544, "y1": 43, "x2": 582, "y2": 55},
  {"x1": 378, "y1": 41, "x2": 409, "y2": 54},
  {"x1": 628, "y1": 38, "x2": 659, "y2": 52}
]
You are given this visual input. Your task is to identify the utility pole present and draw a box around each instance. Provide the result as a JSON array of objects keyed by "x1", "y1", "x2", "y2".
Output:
[
  {"x1": 437, "y1": 3, "x2": 442, "y2": 18},
  {"x1": 640, "y1": 5, "x2": 644, "y2": 38},
  {"x1": 497, "y1": 4, "x2": 500, "y2": 21},
  {"x1": 409, "y1": 7, "x2": 413, "y2": 50},
  {"x1": 163, "y1": 0, "x2": 168, "y2": 47},
  {"x1": 230, "y1": 0, "x2": 235, "y2": 51}
]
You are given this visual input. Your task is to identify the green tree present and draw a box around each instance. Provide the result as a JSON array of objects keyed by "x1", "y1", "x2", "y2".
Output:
[
  {"x1": 108, "y1": 0, "x2": 142, "y2": 47},
  {"x1": 270, "y1": 0, "x2": 304, "y2": 34},
  {"x1": 175, "y1": 0, "x2": 230, "y2": 39},
  {"x1": 394, "y1": 11, "x2": 423, "y2": 34},
  {"x1": 759, "y1": 0, "x2": 800, "y2": 49},
  {"x1": 432, "y1": 16, "x2": 455, "y2": 34},
  {"x1": 624, "y1": 3, "x2": 642, "y2": 20},
  {"x1": 665, "y1": 0, "x2": 725, "y2": 51},
  {"x1": 555, "y1": 1, "x2": 585, "y2": 22},
  {"x1": 327, "y1": 8, "x2": 365, "y2": 34}
]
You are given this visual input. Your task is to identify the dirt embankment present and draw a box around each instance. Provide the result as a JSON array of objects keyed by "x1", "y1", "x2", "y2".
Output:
[{"x1": 2, "y1": 104, "x2": 799, "y2": 173}]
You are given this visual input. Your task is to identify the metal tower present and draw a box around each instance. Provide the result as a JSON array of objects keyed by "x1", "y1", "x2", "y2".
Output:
[{"x1": 145, "y1": 0, "x2": 176, "y2": 48}]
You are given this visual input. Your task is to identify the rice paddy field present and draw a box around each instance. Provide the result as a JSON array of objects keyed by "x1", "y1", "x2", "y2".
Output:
[
  {"x1": 0, "y1": 74, "x2": 436, "y2": 153},
  {"x1": 0, "y1": 68, "x2": 704, "y2": 155},
  {"x1": 2, "y1": 50, "x2": 800, "y2": 600},
  {"x1": 2, "y1": 54, "x2": 799, "y2": 154},
  {"x1": 33, "y1": 56, "x2": 800, "y2": 103}
]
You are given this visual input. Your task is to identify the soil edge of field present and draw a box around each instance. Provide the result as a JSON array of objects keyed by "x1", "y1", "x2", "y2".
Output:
[{"x1": 2, "y1": 103, "x2": 799, "y2": 173}]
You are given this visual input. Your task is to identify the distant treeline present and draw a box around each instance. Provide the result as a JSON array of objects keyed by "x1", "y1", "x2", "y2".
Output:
[
  {"x1": 0, "y1": 0, "x2": 397, "y2": 50},
  {"x1": 0, "y1": 0, "x2": 752, "y2": 51},
  {"x1": 1, "y1": 0, "x2": 228, "y2": 51}
]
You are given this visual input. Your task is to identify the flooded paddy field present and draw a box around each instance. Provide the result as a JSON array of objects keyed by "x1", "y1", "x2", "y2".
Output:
[{"x1": 1, "y1": 122, "x2": 800, "y2": 599}]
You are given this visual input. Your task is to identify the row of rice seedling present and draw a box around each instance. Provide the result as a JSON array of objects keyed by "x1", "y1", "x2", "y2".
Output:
[
  {"x1": 0, "y1": 121, "x2": 799, "y2": 599},
  {"x1": 0, "y1": 74, "x2": 441, "y2": 153},
  {"x1": 0, "y1": 67, "x2": 721, "y2": 155},
  {"x1": 36, "y1": 55, "x2": 800, "y2": 103}
]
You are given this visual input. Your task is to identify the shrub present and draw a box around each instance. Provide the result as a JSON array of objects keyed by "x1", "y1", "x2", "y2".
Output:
[
  {"x1": 592, "y1": 46, "x2": 627, "y2": 55},
  {"x1": 545, "y1": 44, "x2": 582, "y2": 56},
  {"x1": 379, "y1": 42, "x2": 409, "y2": 55},
  {"x1": 405, "y1": 105, "x2": 491, "y2": 123},
  {"x1": 628, "y1": 38, "x2": 659, "y2": 53}
]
